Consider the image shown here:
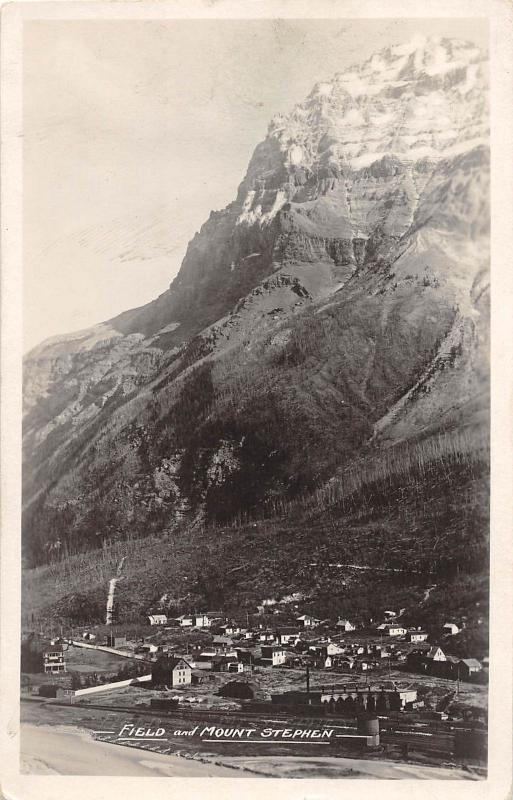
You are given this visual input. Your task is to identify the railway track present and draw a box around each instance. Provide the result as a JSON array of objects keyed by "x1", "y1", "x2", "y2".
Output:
[{"x1": 48, "y1": 699, "x2": 457, "y2": 756}]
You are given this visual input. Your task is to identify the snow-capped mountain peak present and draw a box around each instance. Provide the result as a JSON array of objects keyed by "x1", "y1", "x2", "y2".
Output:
[{"x1": 263, "y1": 36, "x2": 488, "y2": 176}]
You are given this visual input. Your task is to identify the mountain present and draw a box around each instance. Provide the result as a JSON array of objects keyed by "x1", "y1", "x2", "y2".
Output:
[{"x1": 23, "y1": 34, "x2": 489, "y2": 622}]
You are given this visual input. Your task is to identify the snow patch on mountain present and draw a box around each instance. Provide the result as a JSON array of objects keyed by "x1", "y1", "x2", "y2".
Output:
[{"x1": 235, "y1": 36, "x2": 488, "y2": 230}]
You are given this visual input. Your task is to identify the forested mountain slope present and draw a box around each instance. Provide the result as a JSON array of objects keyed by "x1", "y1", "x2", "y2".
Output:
[{"x1": 23, "y1": 35, "x2": 489, "y2": 594}]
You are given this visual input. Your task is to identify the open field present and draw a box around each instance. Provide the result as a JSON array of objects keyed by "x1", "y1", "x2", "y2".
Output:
[
  {"x1": 70, "y1": 665, "x2": 486, "y2": 718},
  {"x1": 64, "y1": 644, "x2": 139, "y2": 674}
]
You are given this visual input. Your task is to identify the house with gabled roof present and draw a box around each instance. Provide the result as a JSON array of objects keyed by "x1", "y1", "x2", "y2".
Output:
[
  {"x1": 261, "y1": 645, "x2": 287, "y2": 666},
  {"x1": 378, "y1": 623, "x2": 407, "y2": 637},
  {"x1": 175, "y1": 614, "x2": 194, "y2": 627},
  {"x1": 427, "y1": 646, "x2": 447, "y2": 661},
  {"x1": 43, "y1": 643, "x2": 67, "y2": 674},
  {"x1": 459, "y1": 658, "x2": 482, "y2": 679},
  {"x1": 212, "y1": 654, "x2": 244, "y2": 673},
  {"x1": 296, "y1": 615, "x2": 320, "y2": 628},
  {"x1": 408, "y1": 629, "x2": 428, "y2": 643},
  {"x1": 151, "y1": 655, "x2": 192, "y2": 688},
  {"x1": 148, "y1": 613, "x2": 168, "y2": 626},
  {"x1": 443, "y1": 622, "x2": 460, "y2": 635},
  {"x1": 336, "y1": 619, "x2": 356, "y2": 632},
  {"x1": 275, "y1": 628, "x2": 301, "y2": 645}
]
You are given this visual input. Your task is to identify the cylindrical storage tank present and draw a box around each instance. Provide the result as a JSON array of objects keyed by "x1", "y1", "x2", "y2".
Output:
[
  {"x1": 357, "y1": 716, "x2": 380, "y2": 736},
  {"x1": 357, "y1": 715, "x2": 380, "y2": 746}
]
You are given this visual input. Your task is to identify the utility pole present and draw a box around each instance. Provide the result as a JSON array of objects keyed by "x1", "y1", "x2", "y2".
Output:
[{"x1": 306, "y1": 663, "x2": 310, "y2": 703}]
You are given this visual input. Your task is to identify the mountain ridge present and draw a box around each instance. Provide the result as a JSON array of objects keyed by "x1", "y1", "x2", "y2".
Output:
[{"x1": 23, "y1": 36, "x2": 489, "y2": 578}]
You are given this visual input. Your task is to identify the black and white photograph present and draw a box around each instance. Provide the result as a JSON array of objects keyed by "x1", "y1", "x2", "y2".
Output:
[{"x1": 1, "y1": 1, "x2": 512, "y2": 796}]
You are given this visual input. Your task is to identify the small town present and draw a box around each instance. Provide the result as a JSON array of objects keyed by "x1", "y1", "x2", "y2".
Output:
[{"x1": 20, "y1": 602, "x2": 488, "y2": 778}]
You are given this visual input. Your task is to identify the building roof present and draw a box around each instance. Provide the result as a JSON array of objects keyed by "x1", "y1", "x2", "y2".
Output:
[
  {"x1": 44, "y1": 643, "x2": 64, "y2": 653},
  {"x1": 212, "y1": 654, "x2": 238, "y2": 664},
  {"x1": 460, "y1": 658, "x2": 482, "y2": 668},
  {"x1": 157, "y1": 655, "x2": 192, "y2": 670},
  {"x1": 427, "y1": 646, "x2": 444, "y2": 658}
]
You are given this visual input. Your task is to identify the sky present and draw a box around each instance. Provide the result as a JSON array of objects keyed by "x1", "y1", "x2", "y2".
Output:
[{"x1": 23, "y1": 17, "x2": 488, "y2": 351}]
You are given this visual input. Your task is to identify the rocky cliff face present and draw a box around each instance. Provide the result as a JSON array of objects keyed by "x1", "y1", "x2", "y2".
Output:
[{"x1": 23, "y1": 36, "x2": 489, "y2": 566}]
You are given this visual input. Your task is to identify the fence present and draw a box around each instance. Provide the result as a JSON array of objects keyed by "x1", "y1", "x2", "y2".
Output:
[
  {"x1": 74, "y1": 674, "x2": 151, "y2": 696},
  {"x1": 71, "y1": 639, "x2": 148, "y2": 660}
]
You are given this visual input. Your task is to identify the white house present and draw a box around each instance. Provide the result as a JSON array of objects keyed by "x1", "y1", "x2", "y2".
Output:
[
  {"x1": 409, "y1": 631, "x2": 429, "y2": 643},
  {"x1": 427, "y1": 646, "x2": 447, "y2": 662},
  {"x1": 152, "y1": 656, "x2": 192, "y2": 687},
  {"x1": 176, "y1": 615, "x2": 194, "y2": 627},
  {"x1": 443, "y1": 622, "x2": 460, "y2": 635},
  {"x1": 336, "y1": 619, "x2": 356, "y2": 632},
  {"x1": 388, "y1": 626, "x2": 406, "y2": 636},
  {"x1": 261, "y1": 646, "x2": 287, "y2": 666},
  {"x1": 228, "y1": 661, "x2": 245, "y2": 673},
  {"x1": 276, "y1": 628, "x2": 301, "y2": 645},
  {"x1": 296, "y1": 615, "x2": 320, "y2": 628},
  {"x1": 326, "y1": 642, "x2": 345, "y2": 656},
  {"x1": 148, "y1": 614, "x2": 168, "y2": 626},
  {"x1": 193, "y1": 614, "x2": 212, "y2": 628},
  {"x1": 378, "y1": 623, "x2": 406, "y2": 636},
  {"x1": 43, "y1": 644, "x2": 66, "y2": 674}
]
